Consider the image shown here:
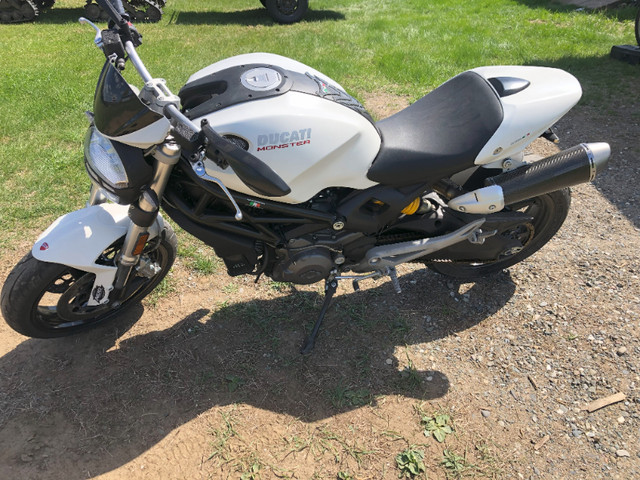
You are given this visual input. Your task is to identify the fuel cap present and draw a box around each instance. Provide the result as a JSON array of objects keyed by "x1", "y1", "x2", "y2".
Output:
[{"x1": 241, "y1": 67, "x2": 283, "y2": 91}]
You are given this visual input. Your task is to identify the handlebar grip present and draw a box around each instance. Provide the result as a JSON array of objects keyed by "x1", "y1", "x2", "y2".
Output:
[
  {"x1": 95, "y1": 0, "x2": 141, "y2": 47},
  {"x1": 96, "y1": 0, "x2": 125, "y2": 25},
  {"x1": 201, "y1": 123, "x2": 291, "y2": 198}
]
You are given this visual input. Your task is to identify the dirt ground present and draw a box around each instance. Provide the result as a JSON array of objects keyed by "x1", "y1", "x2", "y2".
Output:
[{"x1": 1, "y1": 75, "x2": 639, "y2": 479}]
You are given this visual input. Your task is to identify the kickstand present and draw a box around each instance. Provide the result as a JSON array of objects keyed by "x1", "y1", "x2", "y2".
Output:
[{"x1": 300, "y1": 278, "x2": 338, "y2": 355}]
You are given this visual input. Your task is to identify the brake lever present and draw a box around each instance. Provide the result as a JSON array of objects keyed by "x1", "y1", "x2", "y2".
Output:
[{"x1": 79, "y1": 17, "x2": 103, "y2": 49}]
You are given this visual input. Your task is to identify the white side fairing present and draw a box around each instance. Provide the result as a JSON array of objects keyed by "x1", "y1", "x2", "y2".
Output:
[
  {"x1": 187, "y1": 54, "x2": 381, "y2": 204},
  {"x1": 103, "y1": 117, "x2": 171, "y2": 149},
  {"x1": 200, "y1": 92, "x2": 380, "y2": 203},
  {"x1": 472, "y1": 66, "x2": 582, "y2": 165}
]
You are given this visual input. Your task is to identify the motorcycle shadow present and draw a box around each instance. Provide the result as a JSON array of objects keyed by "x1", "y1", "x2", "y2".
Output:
[{"x1": 0, "y1": 268, "x2": 515, "y2": 478}]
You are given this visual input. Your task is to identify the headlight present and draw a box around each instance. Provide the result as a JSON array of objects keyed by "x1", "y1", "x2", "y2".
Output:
[
  {"x1": 84, "y1": 126, "x2": 129, "y2": 190},
  {"x1": 83, "y1": 125, "x2": 154, "y2": 205}
]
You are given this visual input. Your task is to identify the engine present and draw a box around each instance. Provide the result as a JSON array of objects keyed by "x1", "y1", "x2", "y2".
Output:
[{"x1": 270, "y1": 245, "x2": 335, "y2": 284}]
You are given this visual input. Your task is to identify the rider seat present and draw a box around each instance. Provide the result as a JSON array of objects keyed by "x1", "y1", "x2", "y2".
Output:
[{"x1": 367, "y1": 71, "x2": 504, "y2": 186}]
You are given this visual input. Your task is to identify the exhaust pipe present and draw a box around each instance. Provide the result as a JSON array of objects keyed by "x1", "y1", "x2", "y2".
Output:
[{"x1": 448, "y1": 143, "x2": 610, "y2": 213}]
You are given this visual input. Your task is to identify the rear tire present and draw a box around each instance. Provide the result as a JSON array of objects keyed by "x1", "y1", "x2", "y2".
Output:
[
  {"x1": 428, "y1": 189, "x2": 571, "y2": 279},
  {"x1": 1, "y1": 225, "x2": 177, "y2": 338}
]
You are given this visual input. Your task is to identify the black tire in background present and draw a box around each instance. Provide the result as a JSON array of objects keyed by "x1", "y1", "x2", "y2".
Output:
[
  {"x1": 428, "y1": 189, "x2": 571, "y2": 280},
  {"x1": 0, "y1": 225, "x2": 177, "y2": 338},
  {"x1": 635, "y1": 6, "x2": 640, "y2": 46},
  {"x1": 265, "y1": 0, "x2": 308, "y2": 24}
]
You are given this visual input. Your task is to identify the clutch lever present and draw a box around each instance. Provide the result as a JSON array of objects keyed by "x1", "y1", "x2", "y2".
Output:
[{"x1": 79, "y1": 17, "x2": 103, "y2": 49}]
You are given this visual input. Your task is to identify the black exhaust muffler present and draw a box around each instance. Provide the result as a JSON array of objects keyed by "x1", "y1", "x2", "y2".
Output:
[
  {"x1": 487, "y1": 143, "x2": 610, "y2": 204},
  {"x1": 448, "y1": 143, "x2": 610, "y2": 213}
]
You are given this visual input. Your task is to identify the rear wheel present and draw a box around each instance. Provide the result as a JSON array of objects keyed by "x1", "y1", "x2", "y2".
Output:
[
  {"x1": 265, "y1": 0, "x2": 308, "y2": 23},
  {"x1": 428, "y1": 189, "x2": 571, "y2": 279},
  {"x1": 1, "y1": 225, "x2": 177, "y2": 338}
]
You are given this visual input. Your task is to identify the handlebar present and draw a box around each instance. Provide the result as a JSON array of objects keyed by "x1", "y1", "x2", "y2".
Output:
[{"x1": 82, "y1": 1, "x2": 291, "y2": 198}]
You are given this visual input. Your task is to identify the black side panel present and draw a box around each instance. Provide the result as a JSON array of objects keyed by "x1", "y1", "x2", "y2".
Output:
[{"x1": 367, "y1": 71, "x2": 504, "y2": 186}]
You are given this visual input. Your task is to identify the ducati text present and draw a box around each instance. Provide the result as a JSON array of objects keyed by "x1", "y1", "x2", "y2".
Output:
[{"x1": 257, "y1": 128, "x2": 312, "y2": 148}]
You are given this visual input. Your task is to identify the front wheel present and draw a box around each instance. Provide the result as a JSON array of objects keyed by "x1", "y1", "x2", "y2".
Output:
[
  {"x1": 427, "y1": 189, "x2": 571, "y2": 279},
  {"x1": 1, "y1": 225, "x2": 177, "y2": 338},
  {"x1": 265, "y1": 0, "x2": 308, "y2": 24}
]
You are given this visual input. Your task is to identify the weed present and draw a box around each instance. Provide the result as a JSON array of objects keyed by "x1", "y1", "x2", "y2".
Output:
[
  {"x1": 222, "y1": 283, "x2": 239, "y2": 294},
  {"x1": 177, "y1": 241, "x2": 221, "y2": 275},
  {"x1": 342, "y1": 301, "x2": 367, "y2": 323},
  {"x1": 240, "y1": 462, "x2": 261, "y2": 480},
  {"x1": 337, "y1": 472, "x2": 354, "y2": 480},
  {"x1": 396, "y1": 447, "x2": 426, "y2": 478},
  {"x1": 177, "y1": 242, "x2": 198, "y2": 258},
  {"x1": 189, "y1": 253, "x2": 219, "y2": 275},
  {"x1": 441, "y1": 449, "x2": 472, "y2": 478},
  {"x1": 398, "y1": 351, "x2": 423, "y2": 392},
  {"x1": 391, "y1": 316, "x2": 411, "y2": 340},
  {"x1": 267, "y1": 280, "x2": 291, "y2": 292},
  {"x1": 354, "y1": 351, "x2": 372, "y2": 377},
  {"x1": 207, "y1": 409, "x2": 241, "y2": 463},
  {"x1": 225, "y1": 374, "x2": 245, "y2": 392},
  {"x1": 421, "y1": 413, "x2": 454, "y2": 443},
  {"x1": 474, "y1": 440, "x2": 504, "y2": 478},
  {"x1": 440, "y1": 305, "x2": 459, "y2": 317},
  {"x1": 196, "y1": 370, "x2": 216, "y2": 386},
  {"x1": 318, "y1": 427, "x2": 375, "y2": 466},
  {"x1": 329, "y1": 384, "x2": 372, "y2": 408}
]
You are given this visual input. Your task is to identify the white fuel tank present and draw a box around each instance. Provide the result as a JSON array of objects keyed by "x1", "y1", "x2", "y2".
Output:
[
  {"x1": 471, "y1": 66, "x2": 582, "y2": 165},
  {"x1": 183, "y1": 53, "x2": 381, "y2": 204}
]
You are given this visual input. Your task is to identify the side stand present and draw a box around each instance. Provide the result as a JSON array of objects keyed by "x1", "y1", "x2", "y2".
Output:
[{"x1": 300, "y1": 278, "x2": 338, "y2": 355}]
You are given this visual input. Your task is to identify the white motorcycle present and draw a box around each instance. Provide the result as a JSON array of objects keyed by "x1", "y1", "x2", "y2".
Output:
[{"x1": 1, "y1": 0, "x2": 610, "y2": 353}]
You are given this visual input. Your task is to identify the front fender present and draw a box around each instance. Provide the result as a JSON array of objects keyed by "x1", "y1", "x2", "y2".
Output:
[{"x1": 32, "y1": 203, "x2": 165, "y2": 305}]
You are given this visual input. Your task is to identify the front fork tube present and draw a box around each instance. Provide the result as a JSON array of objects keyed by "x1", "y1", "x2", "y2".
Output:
[{"x1": 110, "y1": 140, "x2": 181, "y2": 301}]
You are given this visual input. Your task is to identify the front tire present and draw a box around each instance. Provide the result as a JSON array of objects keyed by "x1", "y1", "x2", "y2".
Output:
[
  {"x1": 1, "y1": 225, "x2": 177, "y2": 338},
  {"x1": 428, "y1": 189, "x2": 571, "y2": 279}
]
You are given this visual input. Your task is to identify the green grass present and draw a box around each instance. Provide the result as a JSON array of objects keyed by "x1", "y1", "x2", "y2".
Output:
[
  {"x1": 0, "y1": 0, "x2": 637, "y2": 249},
  {"x1": 177, "y1": 237, "x2": 221, "y2": 273}
]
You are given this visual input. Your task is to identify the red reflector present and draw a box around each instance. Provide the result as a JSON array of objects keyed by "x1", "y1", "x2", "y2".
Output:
[{"x1": 40, "y1": 242, "x2": 49, "y2": 251}]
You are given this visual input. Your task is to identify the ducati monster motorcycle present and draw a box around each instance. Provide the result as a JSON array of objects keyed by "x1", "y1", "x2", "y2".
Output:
[{"x1": 1, "y1": 0, "x2": 611, "y2": 353}]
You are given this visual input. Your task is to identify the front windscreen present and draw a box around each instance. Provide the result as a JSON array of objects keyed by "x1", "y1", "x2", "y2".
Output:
[{"x1": 93, "y1": 61, "x2": 164, "y2": 138}]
